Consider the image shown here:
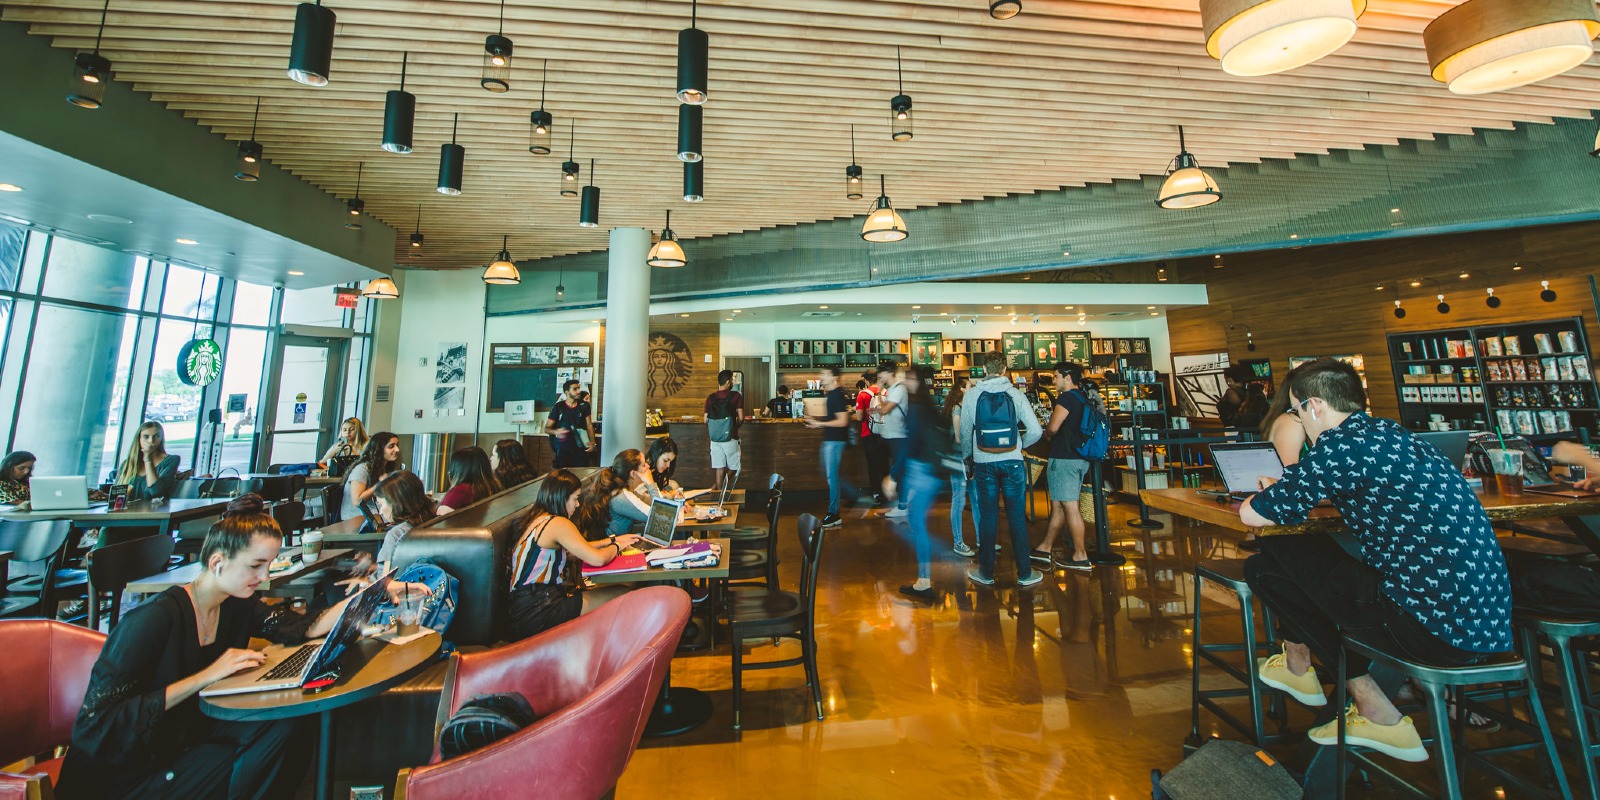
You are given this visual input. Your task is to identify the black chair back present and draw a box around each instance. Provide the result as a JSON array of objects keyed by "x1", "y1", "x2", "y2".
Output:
[
  {"x1": 172, "y1": 477, "x2": 243, "y2": 499},
  {"x1": 86, "y1": 534, "x2": 175, "y2": 629},
  {"x1": 267, "y1": 463, "x2": 286, "y2": 475},
  {"x1": 762, "y1": 489, "x2": 784, "y2": 589},
  {"x1": 271, "y1": 501, "x2": 307, "y2": 539},
  {"x1": 0, "y1": 518, "x2": 77, "y2": 617},
  {"x1": 322, "y1": 485, "x2": 344, "y2": 524},
  {"x1": 796, "y1": 513, "x2": 826, "y2": 629},
  {"x1": 255, "y1": 474, "x2": 306, "y2": 503}
]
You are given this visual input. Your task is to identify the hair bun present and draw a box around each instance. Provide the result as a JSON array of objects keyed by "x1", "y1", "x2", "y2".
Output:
[{"x1": 224, "y1": 493, "x2": 268, "y2": 517}]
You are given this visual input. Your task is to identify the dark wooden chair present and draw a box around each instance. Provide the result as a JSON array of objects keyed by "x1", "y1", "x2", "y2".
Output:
[
  {"x1": 172, "y1": 477, "x2": 243, "y2": 499},
  {"x1": 272, "y1": 500, "x2": 307, "y2": 541},
  {"x1": 255, "y1": 474, "x2": 306, "y2": 503},
  {"x1": 85, "y1": 534, "x2": 176, "y2": 630},
  {"x1": 0, "y1": 519, "x2": 85, "y2": 621},
  {"x1": 322, "y1": 484, "x2": 344, "y2": 525},
  {"x1": 726, "y1": 512, "x2": 826, "y2": 733},
  {"x1": 725, "y1": 486, "x2": 783, "y2": 591}
]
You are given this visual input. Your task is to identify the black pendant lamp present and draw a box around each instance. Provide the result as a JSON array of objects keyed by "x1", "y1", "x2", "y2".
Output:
[
  {"x1": 579, "y1": 160, "x2": 600, "y2": 227},
  {"x1": 561, "y1": 120, "x2": 581, "y2": 197},
  {"x1": 382, "y1": 52, "x2": 416, "y2": 154},
  {"x1": 890, "y1": 47, "x2": 913, "y2": 142},
  {"x1": 647, "y1": 210, "x2": 688, "y2": 267},
  {"x1": 845, "y1": 124, "x2": 863, "y2": 200},
  {"x1": 684, "y1": 160, "x2": 704, "y2": 203},
  {"x1": 67, "y1": 0, "x2": 113, "y2": 109},
  {"x1": 556, "y1": 269, "x2": 566, "y2": 301},
  {"x1": 676, "y1": 0, "x2": 708, "y2": 105},
  {"x1": 1155, "y1": 125, "x2": 1221, "y2": 209},
  {"x1": 234, "y1": 98, "x2": 264, "y2": 182},
  {"x1": 677, "y1": 104, "x2": 703, "y2": 162},
  {"x1": 861, "y1": 175, "x2": 908, "y2": 242},
  {"x1": 483, "y1": 235, "x2": 521, "y2": 285},
  {"x1": 344, "y1": 162, "x2": 365, "y2": 228},
  {"x1": 438, "y1": 113, "x2": 464, "y2": 196},
  {"x1": 287, "y1": 0, "x2": 336, "y2": 86},
  {"x1": 529, "y1": 59, "x2": 554, "y2": 154},
  {"x1": 481, "y1": 0, "x2": 512, "y2": 93},
  {"x1": 408, "y1": 205, "x2": 424, "y2": 253}
]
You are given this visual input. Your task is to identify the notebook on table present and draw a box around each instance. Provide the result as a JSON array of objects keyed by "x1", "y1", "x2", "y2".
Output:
[{"x1": 1208, "y1": 442, "x2": 1286, "y2": 501}]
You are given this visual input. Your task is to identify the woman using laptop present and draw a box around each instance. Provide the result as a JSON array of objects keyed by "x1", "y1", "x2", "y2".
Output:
[
  {"x1": 0, "y1": 450, "x2": 34, "y2": 504},
  {"x1": 116, "y1": 421, "x2": 179, "y2": 501},
  {"x1": 507, "y1": 470, "x2": 640, "y2": 641},
  {"x1": 55, "y1": 494, "x2": 427, "y2": 800}
]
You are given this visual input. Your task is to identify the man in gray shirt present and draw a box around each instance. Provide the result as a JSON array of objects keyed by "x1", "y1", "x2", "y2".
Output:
[
  {"x1": 959, "y1": 352, "x2": 1044, "y2": 587},
  {"x1": 875, "y1": 363, "x2": 910, "y2": 518}
]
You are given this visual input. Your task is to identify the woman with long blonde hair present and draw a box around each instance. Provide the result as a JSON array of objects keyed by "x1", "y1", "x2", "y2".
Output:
[
  {"x1": 320, "y1": 417, "x2": 370, "y2": 465},
  {"x1": 116, "y1": 421, "x2": 180, "y2": 500}
]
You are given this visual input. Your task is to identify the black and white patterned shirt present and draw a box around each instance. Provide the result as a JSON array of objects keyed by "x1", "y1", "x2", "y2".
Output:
[{"x1": 1252, "y1": 413, "x2": 1512, "y2": 653}]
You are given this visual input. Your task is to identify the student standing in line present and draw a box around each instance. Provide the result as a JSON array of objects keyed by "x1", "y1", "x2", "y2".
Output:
[
  {"x1": 506, "y1": 470, "x2": 641, "y2": 641},
  {"x1": 491, "y1": 438, "x2": 538, "y2": 488},
  {"x1": 342, "y1": 432, "x2": 402, "y2": 522},
  {"x1": 943, "y1": 378, "x2": 977, "y2": 557},
  {"x1": 803, "y1": 366, "x2": 855, "y2": 528},
  {"x1": 896, "y1": 366, "x2": 945, "y2": 600},
  {"x1": 959, "y1": 353, "x2": 1044, "y2": 588},
  {"x1": 436, "y1": 446, "x2": 501, "y2": 514},
  {"x1": 875, "y1": 363, "x2": 911, "y2": 518},
  {"x1": 856, "y1": 371, "x2": 889, "y2": 505},
  {"x1": 118, "y1": 421, "x2": 180, "y2": 500},
  {"x1": 705, "y1": 370, "x2": 743, "y2": 492},
  {"x1": 544, "y1": 379, "x2": 596, "y2": 469},
  {"x1": 1037, "y1": 362, "x2": 1100, "y2": 571},
  {"x1": 765, "y1": 385, "x2": 794, "y2": 418}
]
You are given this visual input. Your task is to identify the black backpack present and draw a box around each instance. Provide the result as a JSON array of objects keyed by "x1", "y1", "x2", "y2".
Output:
[
  {"x1": 438, "y1": 692, "x2": 540, "y2": 760},
  {"x1": 1510, "y1": 559, "x2": 1600, "y2": 617}
]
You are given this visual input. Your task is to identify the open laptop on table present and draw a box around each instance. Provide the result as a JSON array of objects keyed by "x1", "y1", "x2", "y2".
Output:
[
  {"x1": 632, "y1": 497, "x2": 684, "y2": 553},
  {"x1": 29, "y1": 476, "x2": 107, "y2": 512},
  {"x1": 201, "y1": 571, "x2": 393, "y2": 696},
  {"x1": 1416, "y1": 430, "x2": 1471, "y2": 472},
  {"x1": 1468, "y1": 435, "x2": 1600, "y2": 498},
  {"x1": 1209, "y1": 442, "x2": 1286, "y2": 501}
]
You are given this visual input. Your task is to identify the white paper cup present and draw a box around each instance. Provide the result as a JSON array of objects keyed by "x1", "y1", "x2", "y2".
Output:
[{"x1": 302, "y1": 530, "x2": 323, "y2": 561}]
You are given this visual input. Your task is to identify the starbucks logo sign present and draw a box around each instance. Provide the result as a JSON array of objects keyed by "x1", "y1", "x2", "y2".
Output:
[{"x1": 178, "y1": 338, "x2": 223, "y2": 387}]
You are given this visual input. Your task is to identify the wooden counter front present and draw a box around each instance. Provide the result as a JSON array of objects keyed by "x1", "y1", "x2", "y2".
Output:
[{"x1": 663, "y1": 420, "x2": 872, "y2": 494}]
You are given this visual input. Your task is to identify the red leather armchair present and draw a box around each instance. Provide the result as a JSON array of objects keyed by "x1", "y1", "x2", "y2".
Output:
[
  {"x1": 395, "y1": 586, "x2": 691, "y2": 800},
  {"x1": 0, "y1": 620, "x2": 106, "y2": 799}
]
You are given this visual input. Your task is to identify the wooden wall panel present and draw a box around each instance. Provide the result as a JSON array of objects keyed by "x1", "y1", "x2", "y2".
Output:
[
  {"x1": 646, "y1": 323, "x2": 722, "y2": 420},
  {"x1": 1169, "y1": 220, "x2": 1600, "y2": 421}
]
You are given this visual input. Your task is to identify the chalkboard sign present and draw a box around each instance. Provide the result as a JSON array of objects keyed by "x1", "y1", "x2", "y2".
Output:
[{"x1": 488, "y1": 367, "x2": 559, "y2": 414}]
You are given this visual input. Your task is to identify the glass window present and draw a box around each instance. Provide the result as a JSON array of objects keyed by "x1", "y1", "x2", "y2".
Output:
[
  {"x1": 146, "y1": 318, "x2": 209, "y2": 469},
  {"x1": 343, "y1": 337, "x2": 369, "y2": 423},
  {"x1": 280, "y1": 285, "x2": 349, "y2": 327},
  {"x1": 159, "y1": 263, "x2": 219, "y2": 321},
  {"x1": 231, "y1": 280, "x2": 276, "y2": 327},
  {"x1": 13, "y1": 304, "x2": 132, "y2": 481},
  {"x1": 17, "y1": 226, "x2": 47, "y2": 294},
  {"x1": 41, "y1": 237, "x2": 146, "y2": 309},
  {"x1": 216, "y1": 328, "x2": 267, "y2": 473},
  {"x1": 96, "y1": 314, "x2": 140, "y2": 479}
]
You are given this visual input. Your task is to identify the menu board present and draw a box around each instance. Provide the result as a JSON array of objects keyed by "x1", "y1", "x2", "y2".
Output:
[
  {"x1": 1061, "y1": 333, "x2": 1091, "y2": 364},
  {"x1": 1032, "y1": 333, "x2": 1061, "y2": 367},
  {"x1": 1002, "y1": 333, "x2": 1033, "y2": 370},
  {"x1": 910, "y1": 332, "x2": 942, "y2": 367}
]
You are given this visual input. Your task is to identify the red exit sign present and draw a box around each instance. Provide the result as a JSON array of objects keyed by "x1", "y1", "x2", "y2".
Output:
[{"x1": 334, "y1": 287, "x2": 360, "y2": 308}]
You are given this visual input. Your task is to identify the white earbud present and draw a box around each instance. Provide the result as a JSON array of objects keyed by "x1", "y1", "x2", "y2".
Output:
[{"x1": 212, "y1": 565, "x2": 222, "y2": 577}]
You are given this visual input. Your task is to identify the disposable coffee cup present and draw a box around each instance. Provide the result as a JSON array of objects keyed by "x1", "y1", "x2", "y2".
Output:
[
  {"x1": 1487, "y1": 449, "x2": 1523, "y2": 496},
  {"x1": 396, "y1": 602, "x2": 420, "y2": 637},
  {"x1": 302, "y1": 530, "x2": 324, "y2": 561}
]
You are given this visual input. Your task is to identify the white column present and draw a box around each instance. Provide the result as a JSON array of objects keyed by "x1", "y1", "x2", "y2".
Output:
[{"x1": 601, "y1": 227, "x2": 650, "y2": 465}]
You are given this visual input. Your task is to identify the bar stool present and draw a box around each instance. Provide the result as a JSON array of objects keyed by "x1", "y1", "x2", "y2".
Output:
[
  {"x1": 1189, "y1": 559, "x2": 1291, "y2": 747},
  {"x1": 1516, "y1": 610, "x2": 1600, "y2": 800},
  {"x1": 1334, "y1": 633, "x2": 1570, "y2": 800}
]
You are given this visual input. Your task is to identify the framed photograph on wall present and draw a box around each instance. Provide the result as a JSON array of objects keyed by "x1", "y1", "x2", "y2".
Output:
[
  {"x1": 562, "y1": 345, "x2": 591, "y2": 365},
  {"x1": 491, "y1": 346, "x2": 523, "y2": 365},
  {"x1": 526, "y1": 346, "x2": 560, "y2": 365}
]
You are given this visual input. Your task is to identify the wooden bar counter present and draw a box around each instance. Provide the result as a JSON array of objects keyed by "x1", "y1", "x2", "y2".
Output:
[{"x1": 1140, "y1": 486, "x2": 1600, "y2": 537}]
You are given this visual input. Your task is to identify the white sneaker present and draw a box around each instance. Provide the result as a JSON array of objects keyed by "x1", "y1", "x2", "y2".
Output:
[
  {"x1": 883, "y1": 507, "x2": 908, "y2": 519},
  {"x1": 953, "y1": 541, "x2": 976, "y2": 557}
]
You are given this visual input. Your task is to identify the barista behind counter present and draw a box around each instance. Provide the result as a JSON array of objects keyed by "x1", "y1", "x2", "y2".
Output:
[{"x1": 664, "y1": 411, "x2": 868, "y2": 494}]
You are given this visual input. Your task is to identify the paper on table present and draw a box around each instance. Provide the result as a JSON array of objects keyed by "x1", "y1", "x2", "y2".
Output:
[{"x1": 375, "y1": 625, "x2": 435, "y2": 646}]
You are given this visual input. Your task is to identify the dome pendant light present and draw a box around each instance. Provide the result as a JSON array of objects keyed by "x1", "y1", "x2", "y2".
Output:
[
  {"x1": 579, "y1": 160, "x2": 600, "y2": 227},
  {"x1": 990, "y1": 0, "x2": 1022, "y2": 21},
  {"x1": 678, "y1": 104, "x2": 703, "y2": 162},
  {"x1": 67, "y1": 0, "x2": 113, "y2": 109},
  {"x1": 438, "y1": 113, "x2": 464, "y2": 196},
  {"x1": 861, "y1": 175, "x2": 908, "y2": 242},
  {"x1": 684, "y1": 160, "x2": 705, "y2": 203},
  {"x1": 676, "y1": 0, "x2": 709, "y2": 105},
  {"x1": 1156, "y1": 126, "x2": 1221, "y2": 209},
  {"x1": 481, "y1": 0, "x2": 513, "y2": 93},
  {"x1": 845, "y1": 124, "x2": 864, "y2": 200},
  {"x1": 235, "y1": 97, "x2": 264, "y2": 182},
  {"x1": 382, "y1": 52, "x2": 416, "y2": 154},
  {"x1": 561, "y1": 120, "x2": 581, "y2": 197},
  {"x1": 287, "y1": 0, "x2": 336, "y2": 86},
  {"x1": 483, "y1": 235, "x2": 521, "y2": 285},
  {"x1": 362, "y1": 275, "x2": 399, "y2": 300},
  {"x1": 1425, "y1": 0, "x2": 1600, "y2": 95},
  {"x1": 1201, "y1": 0, "x2": 1365, "y2": 77},
  {"x1": 344, "y1": 162, "x2": 365, "y2": 229},
  {"x1": 409, "y1": 205, "x2": 424, "y2": 252},
  {"x1": 890, "y1": 47, "x2": 913, "y2": 142},
  {"x1": 529, "y1": 59, "x2": 554, "y2": 154},
  {"x1": 648, "y1": 210, "x2": 688, "y2": 268}
]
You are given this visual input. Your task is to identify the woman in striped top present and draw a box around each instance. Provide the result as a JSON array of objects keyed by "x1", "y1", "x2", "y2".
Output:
[{"x1": 506, "y1": 469, "x2": 640, "y2": 641}]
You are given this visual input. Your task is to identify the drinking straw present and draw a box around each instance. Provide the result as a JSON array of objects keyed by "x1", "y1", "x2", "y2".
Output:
[{"x1": 1495, "y1": 427, "x2": 1507, "y2": 452}]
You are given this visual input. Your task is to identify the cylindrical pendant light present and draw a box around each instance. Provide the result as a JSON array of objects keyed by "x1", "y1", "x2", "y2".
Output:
[
  {"x1": 382, "y1": 52, "x2": 415, "y2": 154},
  {"x1": 861, "y1": 175, "x2": 908, "y2": 242},
  {"x1": 483, "y1": 235, "x2": 521, "y2": 285},
  {"x1": 67, "y1": 0, "x2": 113, "y2": 109},
  {"x1": 438, "y1": 113, "x2": 464, "y2": 196},
  {"x1": 677, "y1": 104, "x2": 703, "y2": 162},
  {"x1": 845, "y1": 124, "x2": 863, "y2": 200},
  {"x1": 1424, "y1": 0, "x2": 1600, "y2": 95},
  {"x1": 677, "y1": 0, "x2": 709, "y2": 105},
  {"x1": 989, "y1": 0, "x2": 1021, "y2": 20},
  {"x1": 556, "y1": 270, "x2": 565, "y2": 301},
  {"x1": 234, "y1": 97, "x2": 264, "y2": 182},
  {"x1": 362, "y1": 276, "x2": 399, "y2": 299},
  {"x1": 287, "y1": 0, "x2": 336, "y2": 86},
  {"x1": 579, "y1": 160, "x2": 600, "y2": 227},
  {"x1": 1155, "y1": 126, "x2": 1221, "y2": 209},
  {"x1": 561, "y1": 120, "x2": 580, "y2": 197},
  {"x1": 684, "y1": 160, "x2": 704, "y2": 203},
  {"x1": 647, "y1": 210, "x2": 688, "y2": 267},
  {"x1": 344, "y1": 162, "x2": 364, "y2": 229},
  {"x1": 1201, "y1": 0, "x2": 1365, "y2": 77},
  {"x1": 890, "y1": 47, "x2": 913, "y2": 142},
  {"x1": 409, "y1": 205, "x2": 424, "y2": 251},
  {"x1": 529, "y1": 59, "x2": 554, "y2": 154},
  {"x1": 481, "y1": 0, "x2": 512, "y2": 93}
]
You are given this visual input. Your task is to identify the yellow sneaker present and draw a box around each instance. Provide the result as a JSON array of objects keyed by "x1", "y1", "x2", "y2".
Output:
[
  {"x1": 1257, "y1": 653, "x2": 1327, "y2": 707},
  {"x1": 1308, "y1": 706, "x2": 1429, "y2": 763}
]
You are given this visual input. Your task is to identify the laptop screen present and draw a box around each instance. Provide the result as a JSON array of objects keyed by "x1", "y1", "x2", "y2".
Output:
[
  {"x1": 1210, "y1": 442, "x2": 1286, "y2": 495},
  {"x1": 642, "y1": 497, "x2": 682, "y2": 548},
  {"x1": 306, "y1": 571, "x2": 393, "y2": 680}
]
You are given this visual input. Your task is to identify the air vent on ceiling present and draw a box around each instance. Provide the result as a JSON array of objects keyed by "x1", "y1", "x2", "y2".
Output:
[
  {"x1": 1101, "y1": 311, "x2": 1135, "y2": 317},
  {"x1": 801, "y1": 310, "x2": 844, "y2": 317}
]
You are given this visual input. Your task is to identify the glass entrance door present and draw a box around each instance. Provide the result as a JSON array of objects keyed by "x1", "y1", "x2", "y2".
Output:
[{"x1": 258, "y1": 333, "x2": 349, "y2": 470}]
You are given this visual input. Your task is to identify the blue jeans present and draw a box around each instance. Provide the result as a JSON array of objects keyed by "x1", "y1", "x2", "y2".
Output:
[
  {"x1": 903, "y1": 460, "x2": 941, "y2": 580},
  {"x1": 821, "y1": 440, "x2": 853, "y2": 516},
  {"x1": 973, "y1": 459, "x2": 1034, "y2": 581},
  {"x1": 949, "y1": 470, "x2": 976, "y2": 545},
  {"x1": 886, "y1": 437, "x2": 908, "y2": 509}
]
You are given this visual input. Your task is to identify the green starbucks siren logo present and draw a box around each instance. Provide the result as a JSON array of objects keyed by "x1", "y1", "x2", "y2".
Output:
[{"x1": 178, "y1": 338, "x2": 223, "y2": 386}]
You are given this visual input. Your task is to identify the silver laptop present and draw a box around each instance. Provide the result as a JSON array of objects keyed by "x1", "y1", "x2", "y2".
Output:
[
  {"x1": 201, "y1": 572, "x2": 393, "y2": 696},
  {"x1": 636, "y1": 497, "x2": 684, "y2": 552},
  {"x1": 1210, "y1": 442, "x2": 1286, "y2": 500},
  {"x1": 29, "y1": 476, "x2": 99, "y2": 511},
  {"x1": 1415, "y1": 430, "x2": 1471, "y2": 471}
]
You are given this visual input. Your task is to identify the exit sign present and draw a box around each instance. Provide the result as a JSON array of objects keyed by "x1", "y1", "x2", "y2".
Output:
[{"x1": 334, "y1": 287, "x2": 360, "y2": 308}]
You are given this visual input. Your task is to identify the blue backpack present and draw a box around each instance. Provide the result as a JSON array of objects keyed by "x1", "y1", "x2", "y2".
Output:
[
  {"x1": 1073, "y1": 389, "x2": 1110, "y2": 461},
  {"x1": 974, "y1": 388, "x2": 1020, "y2": 453},
  {"x1": 372, "y1": 558, "x2": 459, "y2": 636}
]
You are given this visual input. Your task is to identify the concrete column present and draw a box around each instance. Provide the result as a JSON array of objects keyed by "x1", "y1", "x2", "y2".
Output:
[{"x1": 601, "y1": 227, "x2": 650, "y2": 465}]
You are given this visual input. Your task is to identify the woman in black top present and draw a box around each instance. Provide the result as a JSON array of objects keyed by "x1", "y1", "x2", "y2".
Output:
[{"x1": 55, "y1": 495, "x2": 426, "y2": 800}]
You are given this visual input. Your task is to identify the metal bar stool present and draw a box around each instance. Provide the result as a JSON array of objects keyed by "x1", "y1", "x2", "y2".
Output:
[
  {"x1": 1189, "y1": 559, "x2": 1292, "y2": 747},
  {"x1": 1335, "y1": 633, "x2": 1570, "y2": 800},
  {"x1": 1517, "y1": 610, "x2": 1600, "y2": 800}
]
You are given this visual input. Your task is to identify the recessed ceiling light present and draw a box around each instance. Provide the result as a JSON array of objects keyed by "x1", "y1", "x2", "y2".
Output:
[
  {"x1": 1374, "y1": 285, "x2": 1385, "y2": 291},
  {"x1": 992, "y1": 305, "x2": 1002, "y2": 309},
  {"x1": 175, "y1": 238, "x2": 198, "y2": 245},
  {"x1": 1458, "y1": 272, "x2": 1470, "y2": 279},
  {"x1": 590, "y1": 320, "x2": 600, "y2": 324},
  {"x1": 1289, "y1": 233, "x2": 1299, "y2": 239},
  {"x1": 86, "y1": 213, "x2": 133, "y2": 224},
  {"x1": 287, "y1": 270, "x2": 304, "y2": 276},
  {"x1": 679, "y1": 313, "x2": 691, "y2": 317},
  {"x1": 0, "y1": 183, "x2": 24, "y2": 193},
  {"x1": 1146, "y1": 305, "x2": 1156, "y2": 309},
  {"x1": 1064, "y1": 305, "x2": 1073, "y2": 309},
  {"x1": 725, "y1": 317, "x2": 734, "y2": 321},
  {"x1": 1150, "y1": 312, "x2": 1160, "y2": 316},
  {"x1": 1022, "y1": 276, "x2": 1031, "y2": 281},
  {"x1": 819, "y1": 305, "x2": 829, "y2": 309},
  {"x1": 911, "y1": 305, "x2": 921, "y2": 309}
]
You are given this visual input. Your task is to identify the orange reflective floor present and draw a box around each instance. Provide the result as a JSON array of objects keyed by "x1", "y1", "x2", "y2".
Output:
[{"x1": 622, "y1": 491, "x2": 1568, "y2": 799}]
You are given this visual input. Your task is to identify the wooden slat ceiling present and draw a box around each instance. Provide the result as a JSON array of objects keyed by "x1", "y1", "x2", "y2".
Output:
[{"x1": 7, "y1": 0, "x2": 1600, "y2": 272}]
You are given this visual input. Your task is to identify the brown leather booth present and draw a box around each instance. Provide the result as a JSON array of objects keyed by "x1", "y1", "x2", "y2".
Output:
[{"x1": 0, "y1": 620, "x2": 106, "y2": 797}]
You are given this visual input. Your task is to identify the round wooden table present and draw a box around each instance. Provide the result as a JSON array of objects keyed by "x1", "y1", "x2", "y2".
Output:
[{"x1": 201, "y1": 632, "x2": 442, "y2": 800}]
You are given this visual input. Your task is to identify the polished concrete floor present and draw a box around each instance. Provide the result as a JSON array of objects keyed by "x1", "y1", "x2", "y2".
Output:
[{"x1": 621, "y1": 489, "x2": 1569, "y2": 799}]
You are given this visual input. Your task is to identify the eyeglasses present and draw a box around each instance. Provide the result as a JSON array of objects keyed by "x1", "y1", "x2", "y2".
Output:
[{"x1": 1285, "y1": 397, "x2": 1314, "y2": 419}]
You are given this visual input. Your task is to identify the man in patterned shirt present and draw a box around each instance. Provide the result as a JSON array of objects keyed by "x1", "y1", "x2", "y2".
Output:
[{"x1": 1240, "y1": 358, "x2": 1512, "y2": 763}]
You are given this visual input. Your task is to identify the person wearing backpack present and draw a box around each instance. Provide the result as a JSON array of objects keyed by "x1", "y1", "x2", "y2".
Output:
[
  {"x1": 704, "y1": 369, "x2": 743, "y2": 492},
  {"x1": 1038, "y1": 362, "x2": 1105, "y2": 571},
  {"x1": 958, "y1": 352, "x2": 1044, "y2": 588}
]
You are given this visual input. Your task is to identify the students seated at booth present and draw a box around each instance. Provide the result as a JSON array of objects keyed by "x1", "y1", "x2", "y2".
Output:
[
  {"x1": 0, "y1": 450, "x2": 34, "y2": 504},
  {"x1": 491, "y1": 438, "x2": 538, "y2": 489},
  {"x1": 319, "y1": 417, "x2": 369, "y2": 467},
  {"x1": 646, "y1": 437, "x2": 682, "y2": 496},
  {"x1": 375, "y1": 471, "x2": 438, "y2": 566},
  {"x1": 506, "y1": 470, "x2": 640, "y2": 641},
  {"x1": 117, "y1": 421, "x2": 180, "y2": 500},
  {"x1": 342, "y1": 432, "x2": 402, "y2": 522},
  {"x1": 573, "y1": 449, "x2": 656, "y2": 538},
  {"x1": 437, "y1": 446, "x2": 501, "y2": 515}
]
